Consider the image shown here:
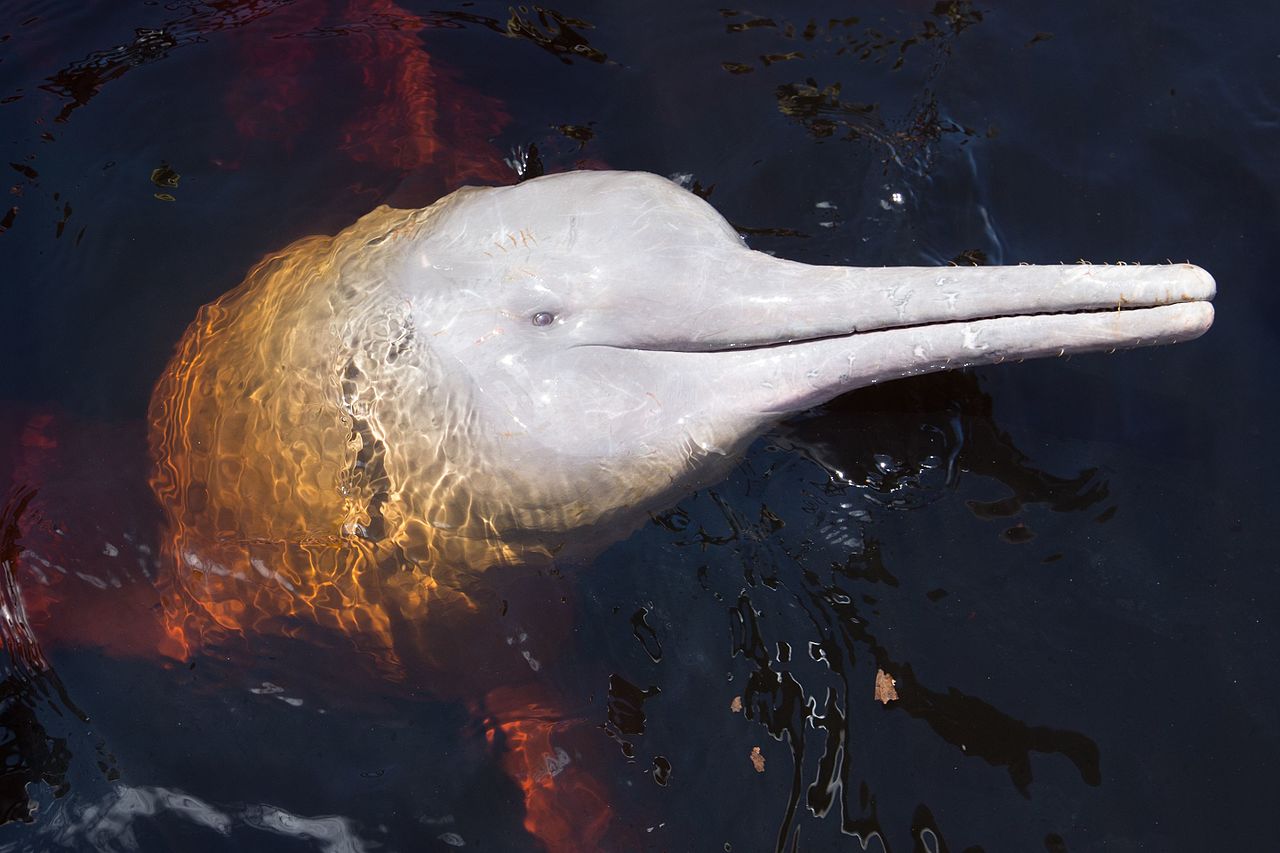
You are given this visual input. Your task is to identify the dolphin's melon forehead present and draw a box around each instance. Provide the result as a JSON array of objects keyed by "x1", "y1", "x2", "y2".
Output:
[{"x1": 421, "y1": 170, "x2": 745, "y2": 256}]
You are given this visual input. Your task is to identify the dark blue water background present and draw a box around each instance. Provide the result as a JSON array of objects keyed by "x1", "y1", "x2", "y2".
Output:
[{"x1": 1, "y1": 1, "x2": 1277, "y2": 850}]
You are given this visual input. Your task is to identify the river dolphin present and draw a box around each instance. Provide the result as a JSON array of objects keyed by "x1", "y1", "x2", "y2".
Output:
[{"x1": 148, "y1": 170, "x2": 1213, "y2": 629}]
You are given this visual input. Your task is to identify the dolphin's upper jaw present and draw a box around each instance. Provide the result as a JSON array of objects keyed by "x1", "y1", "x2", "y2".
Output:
[{"x1": 609, "y1": 296, "x2": 1215, "y2": 355}]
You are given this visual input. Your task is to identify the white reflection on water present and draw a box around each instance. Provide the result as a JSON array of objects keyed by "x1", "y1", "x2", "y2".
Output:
[{"x1": 5, "y1": 785, "x2": 372, "y2": 853}]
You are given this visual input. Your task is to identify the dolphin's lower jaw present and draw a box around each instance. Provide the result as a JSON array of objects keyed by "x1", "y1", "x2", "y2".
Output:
[
  {"x1": 765, "y1": 300, "x2": 1212, "y2": 410},
  {"x1": 627, "y1": 299, "x2": 1214, "y2": 356}
]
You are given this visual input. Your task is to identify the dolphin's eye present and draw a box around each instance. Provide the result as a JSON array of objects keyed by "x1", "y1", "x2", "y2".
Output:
[{"x1": 531, "y1": 311, "x2": 556, "y2": 327}]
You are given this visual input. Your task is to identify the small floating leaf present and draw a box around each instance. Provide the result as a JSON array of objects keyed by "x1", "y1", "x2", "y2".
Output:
[
  {"x1": 1001, "y1": 522, "x2": 1035, "y2": 544},
  {"x1": 150, "y1": 163, "x2": 180, "y2": 188},
  {"x1": 874, "y1": 669, "x2": 898, "y2": 704},
  {"x1": 554, "y1": 123, "x2": 594, "y2": 145}
]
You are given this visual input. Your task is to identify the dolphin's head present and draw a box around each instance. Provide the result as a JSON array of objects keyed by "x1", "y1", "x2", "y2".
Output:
[{"x1": 151, "y1": 170, "x2": 1214, "y2": 571}]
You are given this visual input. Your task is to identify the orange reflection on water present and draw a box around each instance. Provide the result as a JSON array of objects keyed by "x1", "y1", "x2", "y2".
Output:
[
  {"x1": 484, "y1": 686, "x2": 613, "y2": 853},
  {"x1": 145, "y1": 202, "x2": 494, "y2": 667}
]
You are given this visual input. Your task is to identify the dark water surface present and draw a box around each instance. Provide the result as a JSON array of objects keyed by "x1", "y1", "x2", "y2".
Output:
[{"x1": 2, "y1": 1, "x2": 1277, "y2": 850}]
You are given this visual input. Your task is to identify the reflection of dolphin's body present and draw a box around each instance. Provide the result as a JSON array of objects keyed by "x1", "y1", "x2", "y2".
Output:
[{"x1": 148, "y1": 170, "x2": 1214, "y2": 646}]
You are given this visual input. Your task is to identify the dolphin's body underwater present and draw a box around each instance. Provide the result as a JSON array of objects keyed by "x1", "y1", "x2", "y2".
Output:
[{"x1": 148, "y1": 170, "x2": 1213, "y2": 634}]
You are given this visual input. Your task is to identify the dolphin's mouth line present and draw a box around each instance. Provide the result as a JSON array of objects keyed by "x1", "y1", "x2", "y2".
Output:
[{"x1": 589, "y1": 299, "x2": 1214, "y2": 354}]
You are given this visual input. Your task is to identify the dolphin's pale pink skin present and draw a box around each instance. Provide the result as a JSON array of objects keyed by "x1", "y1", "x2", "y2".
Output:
[{"x1": 147, "y1": 170, "x2": 1214, "y2": 655}]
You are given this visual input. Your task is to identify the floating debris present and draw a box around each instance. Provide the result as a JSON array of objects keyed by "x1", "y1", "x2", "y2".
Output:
[
  {"x1": 875, "y1": 669, "x2": 899, "y2": 704},
  {"x1": 150, "y1": 162, "x2": 180, "y2": 188}
]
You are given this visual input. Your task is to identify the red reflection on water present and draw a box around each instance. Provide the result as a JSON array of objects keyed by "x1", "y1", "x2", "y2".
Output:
[
  {"x1": 484, "y1": 685, "x2": 614, "y2": 853},
  {"x1": 3, "y1": 410, "x2": 174, "y2": 661},
  {"x1": 227, "y1": 0, "x2": 511, "y2": 184}
]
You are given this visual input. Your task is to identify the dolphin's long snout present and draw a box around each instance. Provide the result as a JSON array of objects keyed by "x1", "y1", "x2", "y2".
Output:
[
  {"x1": 703, "y1": 256, "x2": 1215, "y2": 349},
  {"x1": 829, "y1": 261, "x2": 1214, "y2": 335},
  {"x1": 647, "y1": 258, "x2": 1216, "y2": 417},
  {"x1": 610, "y1": 254, "x2": 1214, "y2": 358}
]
